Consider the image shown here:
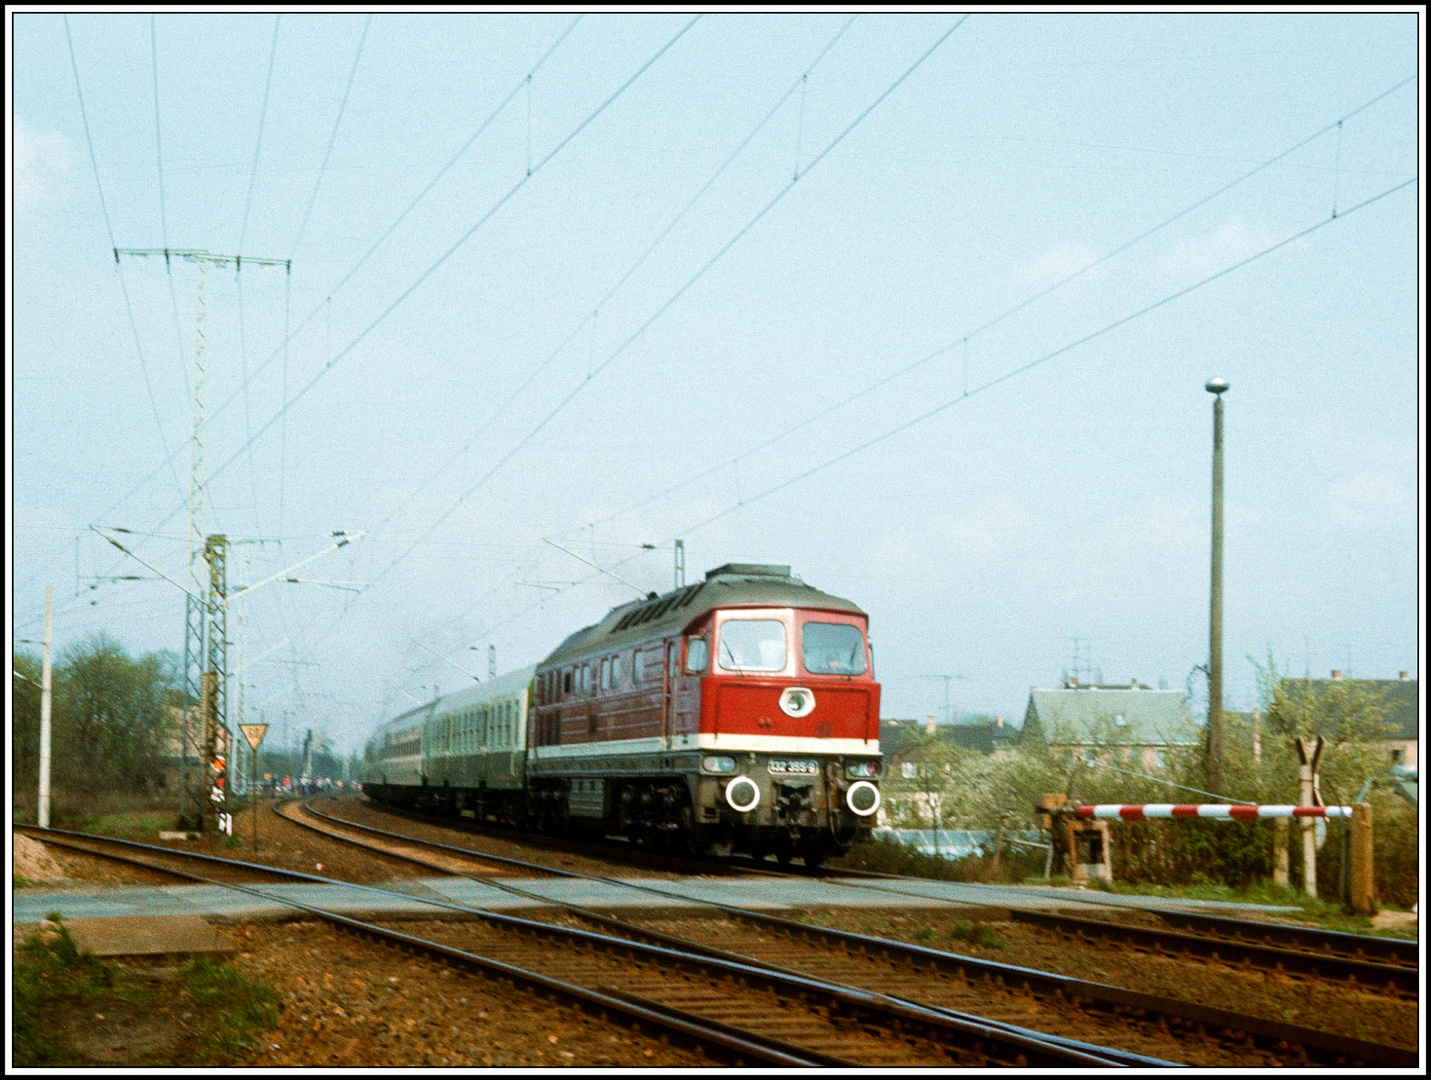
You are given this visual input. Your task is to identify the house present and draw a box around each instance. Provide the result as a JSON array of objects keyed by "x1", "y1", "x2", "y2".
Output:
[
  {"x1": 1280, "y1": 671, "x2": 1418, "y2": 769},
  {"x1": 1021, "y1": 678, "x2": 1197, "y2": 770}
]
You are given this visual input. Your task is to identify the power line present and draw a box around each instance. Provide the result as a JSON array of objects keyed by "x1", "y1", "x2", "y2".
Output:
[
  {"x1": 238, "y1": 14, "x2": 281, "y2": 255},
  {"x1": 205, "y1": 17, "x2": 700, "y2": 492},
  {"x1": 150, "y1": 14, "x2": 191, "y2": 405},
  {"x1": 64, "y1": 15, "x2": 184, "y2": 505},
  {"x1": 569, "y1": 72, "x2": 1421, "y2": 540},
  {"x1": 82, "y1": 15, "x2": 584, "y2": 534},
  {"x1": 674, "y1": 176, "x2": 1418, "y2": 540},
  {"x1": 289, "y1": 14, "x2": 371, "y2": 260},
  {"x1": 373, "y1": 17, "x2": 967, "y2": 591},
  {"x1": 367, "y1": 15, "x2": 859, "y2": 547}
]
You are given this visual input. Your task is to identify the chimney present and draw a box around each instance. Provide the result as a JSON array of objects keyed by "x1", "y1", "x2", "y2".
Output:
[
  {"x1": 926, "y1": 715, "x2": 936, "y2": 735},
  {"x1": 1331, "y1": 670, "x2": 1343, "y2": 680},
  {"x1": 995, "y1": 716, "x2": 1004, "y2": 727},
  {"x1": 1400, "y1": 671, "x2": 1410, "y2": 681}
]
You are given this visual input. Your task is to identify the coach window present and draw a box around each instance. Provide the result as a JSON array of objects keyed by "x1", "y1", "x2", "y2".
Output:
[
  {"x1": 583, "y1": 663, "x2": 595, "y2": 695},
  {"x1": 562, "y1": 669, "x2": 573, "y2": 697},
  {"x1": 718, "y1": 619, "x2": 787, "y2": 672},
  {"x1": 611, "y1": 654, "x2": 623, "y2": 687},
  {"x1": 685, "y1": 635, "x2": 708, "y2": 673},
  {"x1": 633, "y1": 650, "x2": 645, "y2": 685},
  {"x1": 601, "y1": 658, "x2": 611, "y2": 691}
]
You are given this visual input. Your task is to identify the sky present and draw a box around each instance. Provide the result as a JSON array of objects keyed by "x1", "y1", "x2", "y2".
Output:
[{"x1": 9, "y1": 12, "x2": 1423, "y2": 757}]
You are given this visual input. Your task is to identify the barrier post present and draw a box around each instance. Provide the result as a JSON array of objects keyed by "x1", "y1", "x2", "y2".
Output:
[
  {"x1": 1273, "y1": 817, "x2": 1290, "y2": 887},
  {"x1": 1349, "y1": 802, "x2": 1375, "y2": 915}
]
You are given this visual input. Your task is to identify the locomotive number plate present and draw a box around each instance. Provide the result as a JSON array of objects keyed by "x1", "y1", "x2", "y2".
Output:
[{"x1": 769, "y1": 759, "x2": 819, "y2": 776}]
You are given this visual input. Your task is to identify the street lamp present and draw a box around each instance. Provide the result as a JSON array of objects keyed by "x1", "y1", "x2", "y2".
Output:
[{"x1": 1205, "y1": 377, "x2": 1228, "y2": 792}]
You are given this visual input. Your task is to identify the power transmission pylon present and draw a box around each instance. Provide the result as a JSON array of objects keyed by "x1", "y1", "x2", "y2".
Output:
[{"x1": 115, "y1": 249, "x2": 288, "y2": 830}]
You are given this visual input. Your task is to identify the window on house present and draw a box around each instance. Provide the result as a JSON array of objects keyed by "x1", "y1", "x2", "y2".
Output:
[
  {"x1": 1390, "y1": 748, "x2": 1405, "y2": 765},
  {"x1": 1155, "y1": 749, "x2": 1167, "y2": 769}
]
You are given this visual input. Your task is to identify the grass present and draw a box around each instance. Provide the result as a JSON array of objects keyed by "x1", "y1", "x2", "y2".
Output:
[
  {"x1": 947, "y1": 921, "x2": 1007, "y2": 950},
  {"x1": 12, "y1": 916, "x2": 279, "y2": 1066},
  {"x1": 1035, "y1": 876, "x2": 1418, "y2": 939},
  {"x1": 77, "y1": 810, "x2": 176, "y2": 838}
]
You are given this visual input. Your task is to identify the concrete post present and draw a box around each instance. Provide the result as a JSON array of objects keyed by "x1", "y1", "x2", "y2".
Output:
[
  {"x1": 39, "y1": 587, "x2": 52, "y2": 829},
  {"x1": 1206, "y1": 379, "x2": 1228, "y2": 792},
  {"x1": 1349, "y1": 802, "x2": 1375, "y2": 915},
  {"x1": 1299, "y1": 761, "x2": 1317, "y2": 898}
]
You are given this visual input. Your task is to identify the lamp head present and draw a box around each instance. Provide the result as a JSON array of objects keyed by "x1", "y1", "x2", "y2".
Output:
[{"x1": 1205, "y1": 377, "x2": 1229, "y2": 395}]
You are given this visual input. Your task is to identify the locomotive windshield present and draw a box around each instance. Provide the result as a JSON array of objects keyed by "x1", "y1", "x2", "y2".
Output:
[
  {"x1": 802, "y1": 622, "x2": 867, "y2": 675},
  {"x1": 717, "y1": 619, "x2": 787, "y2": 672}
]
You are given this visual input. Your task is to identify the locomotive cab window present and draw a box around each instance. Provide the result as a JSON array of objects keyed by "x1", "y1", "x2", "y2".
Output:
[
  {"x1": 718, "y1": 619, "x2": 787, "y2": 672},
  {"x1": 801, "y1": 622, "x2": 867, "y2": 675},
  {"x1": 685, "y1": 635, "x2": 708, "y2": 673}
]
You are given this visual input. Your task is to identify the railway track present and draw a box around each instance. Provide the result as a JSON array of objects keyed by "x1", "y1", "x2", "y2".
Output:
[
  {"x1": 16, "y1": 823, "x2": 1121, "y2": 1067},
  {"x1": 819, "y1": 870, "x2": 1419, "y2": 997},
  {"x1": 298, "y1": 798, "x2": 1415, "y2": 1066}
]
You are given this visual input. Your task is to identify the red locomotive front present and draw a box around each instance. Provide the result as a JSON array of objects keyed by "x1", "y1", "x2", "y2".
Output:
[{"x1": 529, "y1": 563, "x2": 882, "y2": 866}]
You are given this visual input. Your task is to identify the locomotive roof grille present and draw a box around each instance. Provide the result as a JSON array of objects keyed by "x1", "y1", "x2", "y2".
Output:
[{"x1": 611, "y1": 581, "x2": 706, "y2": 632}]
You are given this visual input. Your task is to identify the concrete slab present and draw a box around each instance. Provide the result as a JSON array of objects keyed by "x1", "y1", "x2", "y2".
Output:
[
  {"x1": 13, "y1": 873, "x2": 1302, "y2": 930},
  {"x1": 29, "y1": 915, "x2": 237, "y2": 957}
]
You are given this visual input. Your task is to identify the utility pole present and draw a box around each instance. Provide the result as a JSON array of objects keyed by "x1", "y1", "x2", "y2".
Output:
[
  {"x1": 488, "y1": 644, "x2": 497, "y2": 679},
  {"x1": 1205, "y1": 377, "x2": 1229, "y2": 793},
  {"x1": 115, "y1": 248, "x2": 289, "y2": 829},
  {"x1": 674, "y1": 539, "x2": 685, "y2": 589},
  {"x1": 204, "y1": 533, "x2": 232, "y2": 833},
  {"x1": 39, "y1": 587, "x2": 52, "y2": 829},
  {"x1": 923, "y1": 674, "x2": 967, "y2": 727}
]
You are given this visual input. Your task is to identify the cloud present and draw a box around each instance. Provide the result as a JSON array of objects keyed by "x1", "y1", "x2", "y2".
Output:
[
  {"x1": 1155, "y1": 217, "x2": 1281, "y2": 284},
  {"x1": 1328, "y1": 471, "x2": 1416, "y2": 529},
  {"x1": 1008, "y1": 242, "x2": 1104, "y2": 293},
  {"x1": 14, "y1": 117, "x2": 74, "y2": 212}
]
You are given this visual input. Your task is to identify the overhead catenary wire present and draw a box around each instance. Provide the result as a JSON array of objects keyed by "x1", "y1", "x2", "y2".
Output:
[
  {"x1": 83, "y1": 15, "x2": 584, "y2": 534},
  {"x1": 366, "y1": 15, "x2": 859, "y2": 545},
  {"x1": 371, "y1": 17, "x2": 967, "y2": 594},
  {"x1": 671, "y1": 176, "x2": 1418, "y2": 540},
  {"x1": 204, "y1": 16, "x2": 699, "y2": 493},
  {"x1": 568, "y1": 72, "x2": 1421, "y2": 540}
]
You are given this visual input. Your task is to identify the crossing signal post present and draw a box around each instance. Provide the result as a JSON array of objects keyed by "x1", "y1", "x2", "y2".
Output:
[{"x1": 239, "y1": 722, "x2": 268, "y2": 851}]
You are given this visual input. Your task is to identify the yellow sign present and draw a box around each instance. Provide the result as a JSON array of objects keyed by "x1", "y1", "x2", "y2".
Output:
[{"x1": 239, "y1": 723, "x2": 269, "y2": 751}]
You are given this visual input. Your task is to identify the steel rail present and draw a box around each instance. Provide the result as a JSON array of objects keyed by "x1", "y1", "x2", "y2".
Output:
[
  {"x1": 310, "y1": 800, "x2": 1414, "y2": 1067},
  {"x1": 12, "y1": 826, "x2": 846, "y2": 1067},
  {"x1": 823, "y1": 863, "x2": 1418, "y2": 967},
  {"x1": 1001, "y1": 907, "x2": 1416, "y2": 996},
  {"x1": 18, "y1": 823, "x2": 1113, "y2": 1067},
  {"x1": 1148, "y1": 908, "x2": 1418, "y2": 967},
  {"x1": 283, "y1": 799, "x2": 1162, "y2": 1066}
]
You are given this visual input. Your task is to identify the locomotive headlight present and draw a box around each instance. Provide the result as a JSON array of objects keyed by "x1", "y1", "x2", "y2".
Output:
[
  {"x1": 701, "y1": 755, "x2": 737, "y2": 775},
  {"x1": 845, "y1": 780, "x2": 880, "y2": 817},
  {"x1": 845, "y1": 760, "x2": 882, "y2": 778},
  {"x1": 724, "y1": 775, "x2": 761, "y2": 813}
]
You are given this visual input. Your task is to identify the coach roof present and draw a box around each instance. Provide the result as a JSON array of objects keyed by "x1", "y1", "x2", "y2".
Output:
[{"x1": 538, "y1": 565, "x2": 865, "y2": 668}]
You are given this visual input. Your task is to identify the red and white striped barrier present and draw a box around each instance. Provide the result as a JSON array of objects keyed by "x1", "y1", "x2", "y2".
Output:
[{"x1": 1073, "y1": 804, "x2": 1353, "y2": 822}]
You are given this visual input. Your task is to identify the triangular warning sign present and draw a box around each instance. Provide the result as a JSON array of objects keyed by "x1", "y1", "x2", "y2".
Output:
[{"x1": 239, "y1": 723, "x2": 269, "y2": 750}]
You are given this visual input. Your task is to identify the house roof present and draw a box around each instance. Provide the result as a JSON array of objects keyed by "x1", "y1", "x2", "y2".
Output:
[
  {"x1": 1280, "y1": 677, "x2": 1419, "y2": 741},
  {"x1": 1023, "y1": 687, "x2": 1197, "y2": 746}
]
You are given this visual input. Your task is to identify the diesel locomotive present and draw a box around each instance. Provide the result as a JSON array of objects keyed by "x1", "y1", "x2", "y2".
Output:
[{"x1": 363, "y1": 563, "x2": 882, "y2": 866}]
